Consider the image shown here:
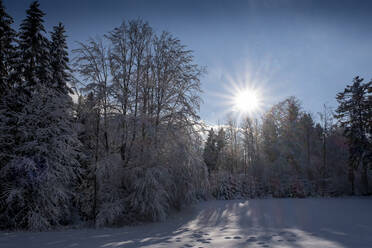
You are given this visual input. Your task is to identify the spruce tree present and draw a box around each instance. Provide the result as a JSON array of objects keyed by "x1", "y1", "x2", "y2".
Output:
[
  {"x1": 335, "y1": 76, "x2": 372, "y2": 195},
  {"x1": 0, "y1": 2, "x2": 83, "y2": 229},
  {"x1": 203, "y1": 128, "x2": 218, "y2": 173},
  {"x1": 0, "y1": 0, "x2": 19, "y2": 223},
  {"x1": 50, "y1": 22, "x2": 73, "y2": 94},
  {"x1": 299, "y1": 113, "x2": 314, "y2": 168},
  {"x1": 0, "y1": 86, "x2": 81, "y2": 230},
  {"x1": 18, "y1": 1, "x2": 51, "y2": 93},
  {"x1": 0, "y1": 0, "x2": 17, "y2": 95},
  {"x1": 216, "y1": 128, "x2": 226, "y2": 160}
]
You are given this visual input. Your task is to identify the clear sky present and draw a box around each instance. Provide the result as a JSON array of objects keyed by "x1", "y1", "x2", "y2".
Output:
[{"x1": 4, "y1": 0, "x2": 372, "y2": 125}]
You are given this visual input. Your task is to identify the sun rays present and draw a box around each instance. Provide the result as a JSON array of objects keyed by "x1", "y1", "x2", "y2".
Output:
[{"x1": 233, "y1": 88, "x2": 261, "y2": 114}]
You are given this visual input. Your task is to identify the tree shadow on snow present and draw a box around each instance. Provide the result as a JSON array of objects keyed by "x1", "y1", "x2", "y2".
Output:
[{"x1": 1, "y1": 198, "x2": 372, "y2": 248}]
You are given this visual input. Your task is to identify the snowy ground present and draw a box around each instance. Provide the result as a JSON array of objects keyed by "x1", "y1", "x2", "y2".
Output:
[{"x1": 1, "y1": 198, "x2": 372, "y2": 248}]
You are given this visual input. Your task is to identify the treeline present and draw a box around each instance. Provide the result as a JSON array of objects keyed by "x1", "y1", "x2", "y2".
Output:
[{"x1": 205, "y1": 85, "x2": 372, "y2": 199}]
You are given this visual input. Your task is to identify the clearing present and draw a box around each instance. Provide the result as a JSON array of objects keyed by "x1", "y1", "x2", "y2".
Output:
[{"x1": 1, "y1": 198, "x2": 372, "y2": 248}]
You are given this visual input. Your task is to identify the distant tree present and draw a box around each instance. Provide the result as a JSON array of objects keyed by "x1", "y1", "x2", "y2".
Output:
[
  {"x1": 318, "y1": 104, "x2": 334, "y2": 195},
  {"x1": 262, "y1": 111, "x2": 279, "y2": 163},
  {"x1": 216, "y1": 127, "x2": 226, "y2": 165},
  {"x1": 280, "y1": 97, "x2": 302, "y2": 173},
  {"x1": 203, "y1": 128, "x2": 218, "y2": 173},
  {"x1": 335, "y1": 76, "x2": 372, "y2": 195},
  {"x1": 299, "y1": 112, "x2": 314, "y2": 168},
  {"x1": 241, "y1": 117, "x2": 257, "y2": 174}
]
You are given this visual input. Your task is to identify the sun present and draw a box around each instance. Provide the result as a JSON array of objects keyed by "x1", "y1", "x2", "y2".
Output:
[{"x1": 233, "y1": 89, "x2": 260, "y2": 113}]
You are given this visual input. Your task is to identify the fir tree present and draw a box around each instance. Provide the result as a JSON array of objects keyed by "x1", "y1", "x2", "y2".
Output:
[
  {"x1": 299, "y1": 113, "x2": 314, "y2": 168},
  {"x1": 18, "y1": 1, "x2": 51, "y2": 93},
  {"x1": 335, "y1": 76, "x2": 372, "y2": 195},
  {"x1": 50, "y1": 22, "x2": 72, "y2": 94},
  {"x1": 0, "y1": 0, "x2": 17, "y2": 95},
  {"x1": 0, "y1": 86, "x2": 81, "y2": 230},
  {"x1": 0, "y1": 2, "x2": 82, "y2": 230},
  {"x1": 0, "y1": 0, "x2": 19, "y2": 222},
  {"x1": 203, "y1": 128, "x2": 218, "y2": 173},
  {"x1": 216, "y1": 128, "x2": 226, "y2": 160}
]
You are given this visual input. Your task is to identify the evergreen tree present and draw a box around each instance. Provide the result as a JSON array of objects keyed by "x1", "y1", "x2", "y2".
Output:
[
  {"x1": 335, "y1": 76, "x2": 372, "y2": 195},
  {"x1": 0, "y1": 1, "x2": 83, "y2": 230},
  {"x1": 0, "y1": 0, "x2": 17, "y2": 95},
  {"x1": 262, "y1": 111, "x2": 279, "y2": 163},
  {"x1": 281, "y1": 97, "x2": 302, "y2": 173},
  {"x1": 50, "y1": 22, "x2": 72, "y2": 94},
  {"x1": 0, "y1": 86, "x2": 81, "y2": 230},
  {"x1": 299, "y1": 113, "x2": 314, "y2": 168},
  {"x1": 18, "y1": 1, "x2": 51, "y2": 93},
  {"x1": 203, "y1": 128, "x2": 218, "y2": 173},
  {"x1": 216, "y1": 128, "x2": 226, "y2": 162},
  {"x1": 0, "y1": 0, "x2": 16, "y2": 163},
  {"x1": 0, "y1": 0, "x2": 20, "y2": 221}
]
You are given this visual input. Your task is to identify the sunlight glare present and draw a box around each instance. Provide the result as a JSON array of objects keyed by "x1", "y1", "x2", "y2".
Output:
[{"x1": 233, "y1": 89, "x2": 260, "y2": 113}]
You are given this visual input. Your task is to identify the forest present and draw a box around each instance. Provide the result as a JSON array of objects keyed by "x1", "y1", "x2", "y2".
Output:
[{"x1": 0, "y1": 1, "x2": 371, "y2": 232}]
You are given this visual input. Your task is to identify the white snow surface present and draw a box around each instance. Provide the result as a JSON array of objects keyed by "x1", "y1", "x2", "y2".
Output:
[{"x1": 1, "y1": 198, "x2": 372, "y2": 248}]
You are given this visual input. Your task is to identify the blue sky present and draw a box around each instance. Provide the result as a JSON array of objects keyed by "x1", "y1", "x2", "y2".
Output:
[{"x1": 4, "y1": 0, "x2": 372, "y2": 125}]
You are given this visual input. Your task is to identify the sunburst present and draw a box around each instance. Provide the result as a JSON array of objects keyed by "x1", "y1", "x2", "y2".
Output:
[{"x1": 233, "y1": 88, "x2": 261, "y2": 114}]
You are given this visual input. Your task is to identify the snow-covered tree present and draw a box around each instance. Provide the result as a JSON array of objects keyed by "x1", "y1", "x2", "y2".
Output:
[
  {"x1": 335, "y1": 76, "x2": 372, "y2": 195},
  {"x1": 0, "y1": 1, "x2": 83, "y2": 230},
  {"x1": 0, "y1": 86, "x2": 81, "y2": 230},
  {"x1": 73, "y1": 19, "x2": 206, "y2": 226},
  {"x1": 241, "y1": 117, "x2": 258, "y2": 174},
  {"x1": 203, "y1": 128, "x2": 218, "y2": 173}
]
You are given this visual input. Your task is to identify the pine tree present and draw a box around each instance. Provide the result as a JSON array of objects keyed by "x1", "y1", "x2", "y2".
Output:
[
  {"x1": 335, "y1": 76, "x2": 372, "y2": 195},
  {"x1": 0, "y1": 0, "x2": 17, "y2": 95},
  {"x1": 50, "y1": 22, "x2": 72, "y2": 94},
  {"x1": 18, "y1": 1, "x2": 51, "y2": 93}
]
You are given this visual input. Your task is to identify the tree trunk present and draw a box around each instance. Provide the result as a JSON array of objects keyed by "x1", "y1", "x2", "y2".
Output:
[
  {"x1": 362, "y1": 163, "x2": 369, "y2": 195},
  {"x1": 93, "y1": 111, "x2": 100, "y2": 227},
  {"x1": 349, "y1": 164, "x2": 355, "y2": 195},
  {"x1": 322, "y1": 134, "x2": 327, "y2": 196}
]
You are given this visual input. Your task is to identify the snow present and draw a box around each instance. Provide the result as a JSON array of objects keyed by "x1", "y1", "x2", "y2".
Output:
[{"x1": 1, "y1": 198, "x2": 372, "y2": 248}]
